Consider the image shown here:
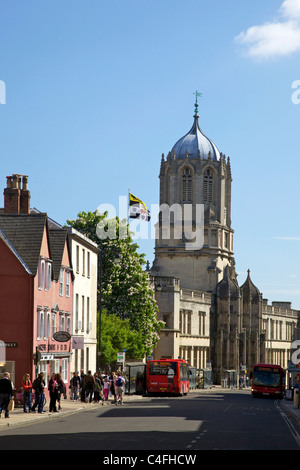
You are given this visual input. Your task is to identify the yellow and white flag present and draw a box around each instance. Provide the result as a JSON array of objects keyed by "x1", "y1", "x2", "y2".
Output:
[{"x1": 129, "y1": 193, "x2": 151, "y2": 221}]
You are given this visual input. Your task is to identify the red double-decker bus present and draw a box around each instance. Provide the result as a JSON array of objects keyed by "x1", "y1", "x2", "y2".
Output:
[
  {"x1": 146, "y1": 359, "x2": 190, "y2": 395},
  {"x1": 251, "y1": 363, "x2": 285, "y2": 398}
]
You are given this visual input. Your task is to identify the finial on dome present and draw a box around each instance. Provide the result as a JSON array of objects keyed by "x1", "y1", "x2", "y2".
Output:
[{"x1": 193, "y1": 90, "x2": 202, "y2": 116}]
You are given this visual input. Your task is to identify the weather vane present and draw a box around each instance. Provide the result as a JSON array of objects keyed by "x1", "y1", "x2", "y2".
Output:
[{"x1": 193, "y1": 90, "x2": 202, "y2": 115}]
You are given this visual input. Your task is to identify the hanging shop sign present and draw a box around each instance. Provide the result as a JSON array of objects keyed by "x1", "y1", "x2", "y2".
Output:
[
  {"x1": 72, "y1": 336, "x2": 84, "y2": 349},
  {"x1": 53, "y1": 331, "x2": 71, "y2": 342}
]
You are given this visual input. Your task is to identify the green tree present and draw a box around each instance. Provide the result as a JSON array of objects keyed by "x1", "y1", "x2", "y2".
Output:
[
  {"x1": 66, "y1": 210, "x2": 164, "y2": 356},
  {"x1": 100, "y1": 310, "x2": 146, "y2": 365}
]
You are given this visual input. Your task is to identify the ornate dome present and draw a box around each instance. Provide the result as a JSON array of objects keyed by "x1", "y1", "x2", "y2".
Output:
[{"x1": 171, "y1": 113, "x2": 220, "y2": 161}]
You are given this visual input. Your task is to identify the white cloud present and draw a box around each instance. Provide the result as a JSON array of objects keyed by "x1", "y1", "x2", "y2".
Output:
[
  {"x1": 274, "y1": 236, "x2": 300, "y2": 241},
  {"x1": 280, "y1": 0, "x2": 300, "y2": 19},
  {"x1": 235, "y1": 0, "x2": 300, "y2": 59}
]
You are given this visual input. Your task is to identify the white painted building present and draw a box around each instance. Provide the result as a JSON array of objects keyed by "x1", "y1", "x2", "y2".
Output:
[{"x1": 67, "y1": 227, "x2": 99, "y2": 374}]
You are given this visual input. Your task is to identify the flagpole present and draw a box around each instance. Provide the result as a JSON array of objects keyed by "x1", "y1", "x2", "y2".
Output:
[{"x1": 127, "y1": 188, "x2": 130, "y2": 232}]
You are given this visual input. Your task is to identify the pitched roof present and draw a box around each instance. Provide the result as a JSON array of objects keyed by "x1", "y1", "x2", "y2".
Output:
[
  {"x1": 0, "y1": 227, "x2": 32, "y2": 274},
  {"x1": 0, "y1": 213, "x2": 48, "y2": 276},
  {"x1": 0, "y1": 212, "x2": 74, "y2": 280},
  {"x1": 49, "y1": 228, "x2": 69, "y2": 281}
]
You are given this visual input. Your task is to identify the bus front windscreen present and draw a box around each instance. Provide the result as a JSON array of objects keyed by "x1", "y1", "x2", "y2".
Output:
[{"x1": 253, "y1": 367, "x2": 281, "y2": 388}]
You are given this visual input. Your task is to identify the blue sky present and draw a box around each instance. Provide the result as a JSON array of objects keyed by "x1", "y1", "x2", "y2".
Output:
[{"x1": 1, "y1": 0, "x2": 300, "y2": 308}]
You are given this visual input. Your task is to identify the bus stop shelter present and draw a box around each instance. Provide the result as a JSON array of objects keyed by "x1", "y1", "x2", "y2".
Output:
[
  {"x1": 222, "y1": 370, "x2": 237, "y2": 388},
  {"x1": 197, "y1": 369, "x2": 213, "y2": 389},
  {"x1": 285, "y1": 366, "x2": 300, "y2": 400},
  {"x1": 125, "y1": 362, "x2": 146, "y2": 395}
]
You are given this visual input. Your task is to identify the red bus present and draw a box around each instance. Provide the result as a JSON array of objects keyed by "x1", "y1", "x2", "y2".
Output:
[
  {"x1": 251, "y1": 364, "x2": 285, "y2": 398},
  {"x1": 146, "y1": 359, "x2": 190, "y2": 395}
]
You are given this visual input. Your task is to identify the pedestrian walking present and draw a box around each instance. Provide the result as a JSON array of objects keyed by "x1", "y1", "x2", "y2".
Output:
[
  {"x1": 31, "y1": 373, "x2": 45, "y2": 413},
  {"x1": 0, "y1": 372, "x2": 13, "y2": 418},
  {"x1": 109, "y1": 372, "x2": 117, "y2": 404},
  {"x1": 48, "y1": 373, "x2": 59, "y2": 412},
  {"x1": 70, "y1": 371, "x2": 80, "y2": 401},
  {"x1": 22, "y1": 373, "x2": 33, "y2": 413},
  {"x1": 103, "y1": 376, "x2": 110, "y2": 401},
  {"x1": 84, "y1": 370, "x2": 95, "y2": 403},
  {"x1": 80, "y1": 370, "x2": 86, "y2": 402},
  {"x1": 114, "y1": 371, "x2": 125, "y2": 405},
  {"x1": 93, "y1": 372, "x2": 103, "y2": 403},
  {"x1": 56, "y1": 373, "x2": 64, "y2": 410},
  {"x1": 239, "y1": 376, "x2": 244, "y2": 390}
]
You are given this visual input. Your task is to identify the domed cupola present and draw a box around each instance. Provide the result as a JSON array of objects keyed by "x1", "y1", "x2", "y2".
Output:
[{"x1": 171, "y1": 94, "x2": 220, "y2": 161}]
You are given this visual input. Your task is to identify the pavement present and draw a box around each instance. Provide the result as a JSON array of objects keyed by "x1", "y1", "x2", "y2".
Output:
[
  {"x1": 0, "y1": 388, "x2": 299, "y2": 430},
  {"x1": 279, "y1": 395, "x2": 300, "y2": 425},
  {"x1": 0, "y1": 394, "x2": 142, "y2": 429}
]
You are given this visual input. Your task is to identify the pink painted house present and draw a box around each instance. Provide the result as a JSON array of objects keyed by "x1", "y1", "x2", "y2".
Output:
[{"x1": 0, "y1": 174, "x2": 73, "y2": 395}]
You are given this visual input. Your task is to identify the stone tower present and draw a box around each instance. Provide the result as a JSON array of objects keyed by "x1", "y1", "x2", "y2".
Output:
[
  {"x1": 151, "y1": 99, "x2": 236, "y2": 293},
  {"x1": 150, "y1": 98, "x2": 294, "y2": 381}
]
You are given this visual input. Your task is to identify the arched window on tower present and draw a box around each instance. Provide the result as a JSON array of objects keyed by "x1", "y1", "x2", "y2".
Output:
[
  {"x1": 203, "y1": 168, "x2": 213, "y2": 203},
  {"x1": 181, "y1": 167, "x2": 192, "y2": 202}
]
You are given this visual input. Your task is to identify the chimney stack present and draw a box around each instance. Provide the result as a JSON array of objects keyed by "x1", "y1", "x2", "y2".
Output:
[{"x1": 4, "y1": 174, "x2": 31, "y2": 214}]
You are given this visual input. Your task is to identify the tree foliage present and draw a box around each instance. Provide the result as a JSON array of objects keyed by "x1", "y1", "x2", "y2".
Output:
[
  {"x1": 100, "y1": 310, "x2": 146, "y2": 365},
  {"x1": 66, "y1": 210, "x2": 163, "y2": 356}
]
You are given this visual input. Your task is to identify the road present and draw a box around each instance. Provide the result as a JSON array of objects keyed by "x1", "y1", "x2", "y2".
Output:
[{"x1": 0, "y1": 389, "x2": 299, "y2": 453}]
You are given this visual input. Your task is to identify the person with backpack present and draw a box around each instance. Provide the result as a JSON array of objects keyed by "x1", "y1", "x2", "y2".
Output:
[
  {"x1": 31, "y1": 373, "x2": 45, "y2": 413},
  {"x1": 114, "y1": 371, "x2": 125, "y2": 405}
]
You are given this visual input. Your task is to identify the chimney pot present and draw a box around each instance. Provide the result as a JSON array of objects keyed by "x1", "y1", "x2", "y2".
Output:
[
  {"x1": 4, "y1": 173, "x2": 30, "y2": 214},
  {"x1": 22, "y1": 175, "x2": 28, "y2": 191}
]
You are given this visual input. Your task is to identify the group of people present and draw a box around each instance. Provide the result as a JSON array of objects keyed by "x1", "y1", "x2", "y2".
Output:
[
  {"x1": 22, "y1": 372, "x2": 63, "y2": 414},
  {"x1": 71, "y1": 370, "x2": 126, "y2": 405},
  {"x1": 0, "y1": 369, "x2": 126, "y2": 418}
]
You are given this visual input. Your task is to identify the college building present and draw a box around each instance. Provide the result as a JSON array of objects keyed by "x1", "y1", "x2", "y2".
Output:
[{"x1": 150, "y1": 102, "x2": 300, "y2": 384}]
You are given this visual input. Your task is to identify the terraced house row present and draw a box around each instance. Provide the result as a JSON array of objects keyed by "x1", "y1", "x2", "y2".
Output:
[{"x1": 0, "y1": 174, "x2": 98, "y2": 392}]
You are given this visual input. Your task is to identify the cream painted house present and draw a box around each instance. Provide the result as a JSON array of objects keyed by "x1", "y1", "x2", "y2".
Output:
[{"x1": 67, "y1": 227, "x2": 99, "y2": 374}]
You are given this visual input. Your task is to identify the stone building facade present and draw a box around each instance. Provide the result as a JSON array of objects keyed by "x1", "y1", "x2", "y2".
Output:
[{"x1": 150, "y1": 103, "x2": 299, "y2": 383}]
